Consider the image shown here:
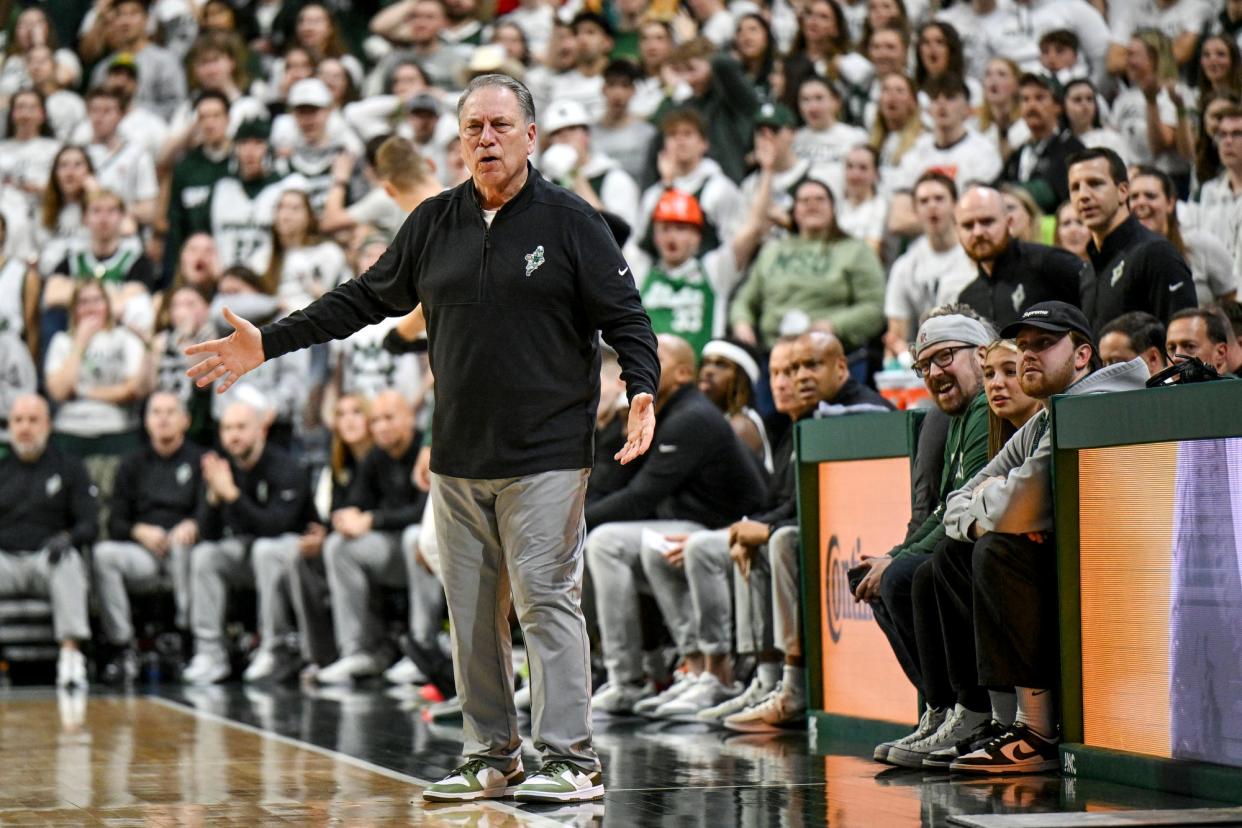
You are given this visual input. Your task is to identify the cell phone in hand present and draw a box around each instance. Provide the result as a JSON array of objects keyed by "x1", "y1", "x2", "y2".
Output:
[{"x1": 847, "y1": 563, "x2": 868, "y2": 596}]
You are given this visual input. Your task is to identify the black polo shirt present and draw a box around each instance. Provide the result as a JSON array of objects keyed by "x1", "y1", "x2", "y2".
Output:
[
  {"x1": 956, "y1": 240, "x2": 1086, "y2": 332},
  {"x1": 1082, "y1": 214, "x2": 1197, "y2": 332}
]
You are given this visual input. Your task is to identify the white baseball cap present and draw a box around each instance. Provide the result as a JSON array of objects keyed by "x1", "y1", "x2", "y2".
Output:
[
  {"x1": 542, "y1": 100, "x2": 590, "y2": 135},
  {"x1": 288, "y1": 78, "x2": 333, "y2": 109}
]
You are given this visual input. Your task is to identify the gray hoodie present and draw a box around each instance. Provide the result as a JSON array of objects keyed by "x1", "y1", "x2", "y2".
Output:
[{"x1": 944, "y1": 356, "x2": 1150, "y2": 539}]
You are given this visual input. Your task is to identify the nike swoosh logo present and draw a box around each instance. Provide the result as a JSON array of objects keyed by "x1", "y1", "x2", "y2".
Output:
[
  {"x1": 1011, "y1": 743, "x2": 1042, "y2": 761},
  {"x1": 618, "y1": 267, "x2": 629, "y2": 276},
  {"x1": 1168, "y1": 281, "x2": 1184, "y2": 292}
]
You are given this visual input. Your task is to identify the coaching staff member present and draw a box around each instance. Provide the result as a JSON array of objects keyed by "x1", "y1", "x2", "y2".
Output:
[
  {"x1": 186, "y1": 74, "x2": 659, "y2": 805},
  {"x1": 1069, "y1": 147, "x2": 1196, "y2": 331}
]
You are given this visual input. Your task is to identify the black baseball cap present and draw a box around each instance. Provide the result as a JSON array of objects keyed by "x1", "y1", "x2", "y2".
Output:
[{"x1": 1000, "y1": 301, "x2": 1094, "y2": 342}]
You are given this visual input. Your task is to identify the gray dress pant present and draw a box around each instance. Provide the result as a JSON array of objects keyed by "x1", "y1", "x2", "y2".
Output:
[
  {"x1": 93, "y1": 540, "x2": 191, "y2": 645},
  {"x1": 584, "y1": 520, "x2": 704, "y2": 683},
  {"x1": 0, "y1": 549, "x2": 90, "y2": 641},
  {"x1": 769, "y1": 526, "x2": 803, "y2": 658},
  {"x1": 432, "y1": 468, "x2": 598, "y2": 773},
  {"x1": 678, "y1": 528, "x2": 775, "y2": 658},
  {"x1": 189, "y1": 534, "x2": 301, "y2": 658}
]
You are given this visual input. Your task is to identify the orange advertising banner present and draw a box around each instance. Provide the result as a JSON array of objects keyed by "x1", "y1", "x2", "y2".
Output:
[{"x1": 818, "y1": 458, "x2": 919, "y2": 725}]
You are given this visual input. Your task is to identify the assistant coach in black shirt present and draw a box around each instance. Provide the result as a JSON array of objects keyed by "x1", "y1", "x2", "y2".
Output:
[
  {"x1": 0, "y1": 394, "x2": 96, "y2": 689},
  {"x1": 954, "y1": 186, "x2": 1085, "y2": 332},
  {"x1": 94, "y1": 392, "x2": 203, "y2": 684},
  {"x1": 1069, "y1": 147, "x2": 1197, "y2": 331},
  {"x1": 186, "y1": 74, "x2": 659, "y2": 804}
]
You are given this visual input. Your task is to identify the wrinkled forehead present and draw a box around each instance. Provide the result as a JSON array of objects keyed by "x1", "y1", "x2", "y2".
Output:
[{"x1": 459, "y1": 86, "x2": 528, "y2": 125}]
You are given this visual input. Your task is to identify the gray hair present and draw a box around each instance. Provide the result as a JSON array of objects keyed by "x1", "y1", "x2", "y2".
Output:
[{"x1": 457, "y1": 74, "x2": 536, "y2": 126}]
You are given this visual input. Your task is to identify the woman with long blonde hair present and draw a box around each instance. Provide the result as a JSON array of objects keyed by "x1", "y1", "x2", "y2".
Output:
[{"x1": 982, "y1": 339, "x2": 1041, "y2": 459}]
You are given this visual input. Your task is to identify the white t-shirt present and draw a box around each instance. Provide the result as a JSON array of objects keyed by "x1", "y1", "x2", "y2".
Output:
[
  {"x1": 1110, "y1": 86, "x2": 1183, "y2": 171},
  {"x1": 884, "y1": 236, "x2": 978, "y2": 334},
  {"x1": 265, "y1": 240, "x2": 351, "y2": 314},
  {"x1": 891, "y1": 130, "x2": 1003, "y2": 192},
  {"x1": 331, "y1": 314, "x2": 423, "y2": 402},
  {"x1": 348, "y1": 187, "x2": 409, "y2": 239},
  {"x1": 0, "y1": 138, "x2": 60, "y2": 210},
  {"x1": 44, "y1": 327, "x2": 145, "y2": 437},
  {"x1": 1183, "y1": 226, "x2": 1238, "y2": 305},
  {"x1": 792, "y1": 123, "x2": 871, "y2": 195},
  {"x1": 837, "y1": 194, "x2": 889, "y2": 245},
  {"x1": 1109, "y1": 0, "x2": 1214, "y2": 44},
  {"x1": 1191, "y1": 173, "x2": 1242, "y2": 276},
  {"x1": 88, "y1": 141, "x2": 159, "y2": 207}
]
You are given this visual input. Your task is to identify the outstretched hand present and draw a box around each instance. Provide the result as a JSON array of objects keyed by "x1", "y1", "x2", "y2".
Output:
[
  {"x1": 615, "y1": 392, "x2": 655, "y2": 465},
  {"x1": 184, "y1": 306, "x2": 265, "y2": 394}
]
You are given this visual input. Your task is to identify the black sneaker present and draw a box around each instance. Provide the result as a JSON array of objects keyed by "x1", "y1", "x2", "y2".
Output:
[
  {"x1": 949, "y1": 722, "x2": 1059, "y2": 774},
  {"x1": 923, "y1": 718, "x2": 1008, "y2": 769},
  {"x1": 101, "y1": 647, "x2": 140, "y2": 686}
]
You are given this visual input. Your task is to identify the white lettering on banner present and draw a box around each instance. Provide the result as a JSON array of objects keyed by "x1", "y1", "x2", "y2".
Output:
[{"x1": 825, "y1": 535, "x2": 873, "y2": 643}]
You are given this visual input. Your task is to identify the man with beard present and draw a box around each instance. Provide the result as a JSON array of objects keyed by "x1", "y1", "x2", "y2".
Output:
[
  {"x1": 1069, "y1": 148, "x2": 1196, "y2": 331},
  {"x1": 955, "y1": 186, "x2": 1085, "y2": 332},
  {"x1": 0, "y1": 395, "x2": 97, "y2": 689},
  {"x1": 933, "y1": 301, "x2": 1147, "y2": 774},
  {"x1": 855, "y1": 309, "x2": 995, "y2": 767}
]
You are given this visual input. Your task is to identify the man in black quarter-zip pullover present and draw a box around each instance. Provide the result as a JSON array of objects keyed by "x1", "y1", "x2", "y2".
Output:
[{"x1": 186, "y1": 74, "x2": 659, "y2": 805}]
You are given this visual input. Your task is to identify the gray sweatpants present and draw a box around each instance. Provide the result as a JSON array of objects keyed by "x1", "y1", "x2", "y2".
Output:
[
  {"x1": 769, "y1": 526, "x2": 802, "y2": 658},
  {"x1": 432, "y1": 469, "x2": 597, "y2": 773},
  {"x1": 93, "y1": 540, "x2": 192, "y2": 645},
  {"x1": 585, "y1": 520, "x2": 704, "y2": 682},
  {"x1": 0, "y1": 548, "x2": 91, "y2": 641},
  {"x1": 677, "y1": 529, "x2": 775, "y2": 658},
  {"x1": 189, "y1": 534, "x2": 301, "y2": 658}
]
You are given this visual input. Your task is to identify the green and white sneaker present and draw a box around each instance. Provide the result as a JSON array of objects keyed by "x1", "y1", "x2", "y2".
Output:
[
  {"x1": 422, "y1": 758, "x2": 525, "y2": 802},
  {"x1": 513, "y1": 760, "x2": 605, "y2": 803}
]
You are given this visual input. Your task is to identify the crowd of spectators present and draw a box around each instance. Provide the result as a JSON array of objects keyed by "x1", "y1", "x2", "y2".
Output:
[{"x1": 1, "y1": 0, "x2": 1242, "y2": 778}]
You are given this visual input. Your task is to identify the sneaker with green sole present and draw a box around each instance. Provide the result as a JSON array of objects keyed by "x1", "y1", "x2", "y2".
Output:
[
  {"x1": 513, "y1": 760, "x2": 605, "y2": 803},
  {"x1": 421, "y1": 758, "x2": 525, "y2": 802}
]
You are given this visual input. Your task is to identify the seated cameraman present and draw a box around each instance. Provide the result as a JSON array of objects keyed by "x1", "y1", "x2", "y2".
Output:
[{"x1": 1165, "y1": 308, "x2": 1231, "y2": 378}]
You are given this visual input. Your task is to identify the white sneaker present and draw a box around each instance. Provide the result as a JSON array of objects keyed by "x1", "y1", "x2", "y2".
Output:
[
  {"x1": 874, "y1": 705, "x2": 947, "y2": 764},
  {"x1": 316, "y1": 653, "x2": 385, "y2": 685},
  {"x1": 633, "y1": 672, "x2": 694, "y2": 717},
  {"x1": 422, "y1": 758, "x2": 526, "y2": 802},
  {"x1": 888, "y1": 705, "x2": 991, "y2": 769},
  {"x1": 513, "y1": 760, "x2": 605, "y2": 803},
  {"x1": 590, "y1": 680, "x2": 655, "y2": 715},
  {"x1": 722, "y1": 682, "x2": 806, "y2": 732},
  {"x1": 654, "y1": 673, "x2": 741, "y2": 722},
  {"x1": 697, "y1": 676, "x2": 772, "y2": 725},
  {"x1": 242, "y1": 649, "x2": 277, "y2": 682},
  {"x1": 56, "y1": 648, "x2": 88, "y2": 690},
  {"x1": 383, "y1": 656, "x2": 427, "y2": 685},
  {"x1": 183, "y1": 653, "x2": 230, "y2": 685}
]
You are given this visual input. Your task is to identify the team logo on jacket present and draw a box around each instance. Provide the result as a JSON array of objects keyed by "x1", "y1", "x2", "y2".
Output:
[
  {"x1": 1011, "y1": 283, "x2": 1026, "y2": 313},
  {"x1": 46, "y1": 474, "x2": 62, "y2": 497},
  {"x1": 257, "y1": 481, "x2": 269, "y2": 503},
  {"x1": 1110, "y1": 262, "x2": 1125, "y2": 287},
  {"x1": 524, "y1": 245, "x2": 546, "y2": 278},
  {"x1": 176, "y1": 463, "x2": 192, "y2": 486}
]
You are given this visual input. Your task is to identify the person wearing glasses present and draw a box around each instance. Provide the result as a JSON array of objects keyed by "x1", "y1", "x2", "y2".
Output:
[
  {"x1": 857, "y1": 308, "x2": 995, "y2": 769},
  {"x1": 954, "y1": 185, "x2": 1086, "y2": 334},
  {"x1": 930, "y1": 301, "x2": 1148, "y2": 774}
]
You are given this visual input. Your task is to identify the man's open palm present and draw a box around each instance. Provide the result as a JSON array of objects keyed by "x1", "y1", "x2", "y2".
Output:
[
  {"x1": 615, "y1": 392, "x2": 655, "y2": 465},
  {"x1": 185, "y1": 307, "x2": 265, "y2": 393}
]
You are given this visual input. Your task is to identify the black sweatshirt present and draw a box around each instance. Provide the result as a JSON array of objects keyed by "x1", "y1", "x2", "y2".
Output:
[
  {"x1": 585, "y1": 384, "x2": 766, "y2": 529},
  {"x1": 261, "y1": 165, "x2": 660, "y2": 479},
  {"x1": 957, "y1": 240, "x2": 1085, "y2": 332},
  {"x1": 1083, "y1": 213, "x2": 1197, "y2": 331},
  {"x1": 345, "y1": 442, "x2": 426, "y2": 531},
  {"x1": 109, "y1": 441, "x2": 204, "y2": 540},
  {"x1": 750, "y1": 412, "x2": 806, "y2": 529},
  {"x1": 0, "y1": 447, "x2": 98, "y2": 552},
  {"x1": 197, "y1": 443, "x2": 310, "y2": 541}
]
